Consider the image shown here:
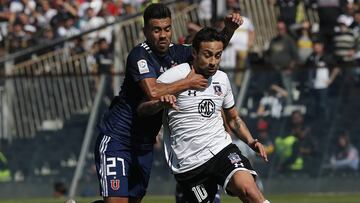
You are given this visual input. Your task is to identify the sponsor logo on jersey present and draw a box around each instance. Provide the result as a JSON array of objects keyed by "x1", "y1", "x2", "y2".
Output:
[
  {"x1": 213, "y1": 85, "x2": 222, "y2": 96},
  {"x1": 198, "y1": 99, "x2": 215, "y2": 117},
  {"x1": 110, "y1": 179, "x2": 120, "y2": 190},
  {"x1": 137, "y1": 59, "x2": 150, "y2": 74},
  {"x1": 188, "y1": 90, "x2": 197, "y2": 96}
]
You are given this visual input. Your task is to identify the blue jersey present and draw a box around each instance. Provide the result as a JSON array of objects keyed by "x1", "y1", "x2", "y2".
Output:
[{"x1": 98, "y1": 42, "x2": 192, "y2": 150}]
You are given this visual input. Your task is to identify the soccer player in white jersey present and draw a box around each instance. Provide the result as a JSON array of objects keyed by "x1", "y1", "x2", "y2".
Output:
[{"x1": 137, "y1": 27, "x2": 270, "y2": 203}]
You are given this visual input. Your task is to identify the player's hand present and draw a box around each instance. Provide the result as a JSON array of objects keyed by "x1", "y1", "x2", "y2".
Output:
[
  {"x1": 160, "y1": 95, "x2": 179, "y2": 111},
  {"x1": 186, "y1": 68, "x2": 208, "y2": 90},
  {"x1": 224, "y1": 12, "x2": 243, "y2": 32},
  {"x1": 249, "y1": 139, "x2": 268, "y2": 162}
]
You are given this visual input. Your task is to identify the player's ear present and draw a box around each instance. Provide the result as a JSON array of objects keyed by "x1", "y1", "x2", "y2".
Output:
[
  {"x1": 192, "y1": 49, "x2": 197, "y2": 59},
  {"x1": 142, "y1": 24, "x2": 149, "y2": 38}
]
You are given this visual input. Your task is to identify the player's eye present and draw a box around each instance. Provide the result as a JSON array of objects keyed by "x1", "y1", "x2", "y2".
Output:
[
  {"x1": 215, "y1": 53, "x2": 222, "y2": 59},
  {"x1": 165, "y1": 27, "x2": 171, "y2": 32}
]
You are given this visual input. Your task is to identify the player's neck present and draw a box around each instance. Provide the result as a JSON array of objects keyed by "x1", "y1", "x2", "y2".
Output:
[{"x1": 192, "y1": 65, "x2": 211, "y2": 79}]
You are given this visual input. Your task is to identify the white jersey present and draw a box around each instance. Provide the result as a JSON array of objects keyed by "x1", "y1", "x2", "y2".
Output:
[{"x1": 157, "y1": 63, "x2": 235, "y2": 174}]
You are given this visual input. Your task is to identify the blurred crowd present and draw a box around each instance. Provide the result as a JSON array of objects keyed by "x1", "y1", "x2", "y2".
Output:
[{"x1": 0, "y1": 0, "x2": 164, "y2": 62}]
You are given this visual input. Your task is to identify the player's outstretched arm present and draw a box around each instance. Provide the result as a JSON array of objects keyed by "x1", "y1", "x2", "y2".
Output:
[
  {"x1": 220, "y1": 12, "x2": 243, "y2": 48},
  {"x1": 224, "y1": 107, "x2": 268, "y2": 162},
  {"x1": 137, "y1": 95, "x2": 178, "y2": 117},
  {"x1": 139, "y1": 68, "x2": 208, "y2": 100}
]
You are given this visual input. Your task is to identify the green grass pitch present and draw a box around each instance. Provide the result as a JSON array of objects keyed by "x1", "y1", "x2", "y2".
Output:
[{"x1": 1, "y1": 194, "x2": 360, "y2": 203}]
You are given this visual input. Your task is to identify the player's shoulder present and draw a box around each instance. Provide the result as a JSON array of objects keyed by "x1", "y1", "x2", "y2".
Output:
[
  {"x1": 128, "y1": 42, "x2": 152, "y2": 59},
  {"x1": 214, "y1": 70, "x2": 228, "y2": 79}
]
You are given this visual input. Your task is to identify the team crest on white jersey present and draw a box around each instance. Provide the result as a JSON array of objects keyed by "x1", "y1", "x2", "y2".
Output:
[
  {"x1": 137, "y1": 59, "x2": 149, "y2": 74},
  {"x1": 213, "y1": 85, "x2": 222, "y2": 96},
  {"x1": 198, "y1": 99, "x2": 215, "y2": 117}
]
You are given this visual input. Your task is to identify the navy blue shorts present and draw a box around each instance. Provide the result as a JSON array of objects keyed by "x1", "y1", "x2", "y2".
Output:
[{"x1": 94, "y1": 134, "x2": 153, "y2": 198}]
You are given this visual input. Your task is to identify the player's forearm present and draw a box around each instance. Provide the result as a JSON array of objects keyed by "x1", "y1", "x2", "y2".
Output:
[
  {"x1": 220, "y1": 26, "x2": 234, "y2": 49},
  {"x1": 149, "y1": 79, "x2": 190, "y2": 100},
  {"x1": 229, "y1": 116, "x2": 255, "y2": 145},
  {"x1": 137, "y1": 100, "x2": 164, "y2": 117}
]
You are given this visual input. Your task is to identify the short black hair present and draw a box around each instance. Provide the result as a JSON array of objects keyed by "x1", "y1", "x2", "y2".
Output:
[
  {"x1": 143, "y1": 3, "x2": 171, "y2": 27},
  {"x1": 192, "y1": 27, "x2": 225, "y2": 52}
]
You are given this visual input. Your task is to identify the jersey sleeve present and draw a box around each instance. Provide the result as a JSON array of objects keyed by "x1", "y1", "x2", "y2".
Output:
[
  {"x1": 156, "y1": 63, "x2": 191, "y2": 84},
  {"x1": 127, "y1": 47, "x2": 158, "y2": 82},
  {"x1": 223, "y1": 73, "x2": 235, "y2": 109}
]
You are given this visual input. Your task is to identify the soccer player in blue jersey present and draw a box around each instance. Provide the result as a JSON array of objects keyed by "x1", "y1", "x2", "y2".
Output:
[{"x1": 94, "y1": 3, "x2": 242, "y2": 203}]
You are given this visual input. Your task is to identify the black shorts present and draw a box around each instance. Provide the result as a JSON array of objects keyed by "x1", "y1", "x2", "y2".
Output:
[{"x1": 174, "y1": 144, "x2": 257, "y2": 203}]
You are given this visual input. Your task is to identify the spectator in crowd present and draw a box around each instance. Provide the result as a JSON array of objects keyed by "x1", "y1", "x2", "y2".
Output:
[
  {"x1": 333, "y1": 19, "x2": 356, "y2": 64},
  {"x1": 71, "y1": 36, "x2": 86, "y2": 55},
  {"x1": 57, "y1": 12, "x2": 80, "y2": 38},
  {"x1": 305, "y1": 39, "x2": 341, "y2": 119},
  {"x1": 34, "y1": 0, "x2": 58, "y2": 27},
  {"x1": 6, "y1": 19, "x2": 33, "y2": 63},
  {"x1": 0, "y1": 0, "x2": 140, "y2": 58},
  {"x1": 257, "y1": 84, "x2": 288, "y2": 120},
  {"x1": 266, "y1": 20, "x2": 299, "y2": 104},
  {"x1": 36, "y1": 26, "x2": 58, "y2": 56},
  {"x1": 294, "y1": 20, "x2": 314, "y2": 65},
  {"x1": 270, "y1": 0, "x2": 300, "y2": 29},
  {"x1": 329, "y1": 131, "x2": 359, "y2": 172},
  {"x1": 9, "y1": 0, "x2": 36, "y2": 16},
  {"x1": 285, "y1": 110, "x2": 306, "y2": 134},
  {"x1": 197, "y1": 0, "x2": 212, "y2": 24},
  {"x1": 275, "y1": 126, "x2": 317, "y2": 175},
  {"x1": 80, "y1": 6, "x2": 108, "y2": 49},
  {"x1": 315, "y1": 0, "x2": 346, "y2": 52},
  {"x1": 291, "y1": 126, "x2": 319, "y2": 176},
  {"x1": 337, "y1": 1, "x2": 356, "y2": 27}
]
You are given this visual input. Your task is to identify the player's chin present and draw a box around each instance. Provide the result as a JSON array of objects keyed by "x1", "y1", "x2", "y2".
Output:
[
  {"x1": 156, "y1": 44, "x2": 169, "y2": 53},
  {"x1": 204, "y1": 71, "x2": 216, "y2": 78},
  {"x1": 207, "y1": 69, "x2": 217, "y2": 76}
]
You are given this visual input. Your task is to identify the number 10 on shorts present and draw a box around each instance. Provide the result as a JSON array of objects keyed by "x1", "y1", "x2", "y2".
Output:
[{"x1": 191, "y1": 184, "x2": 208, "y2": 202}]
